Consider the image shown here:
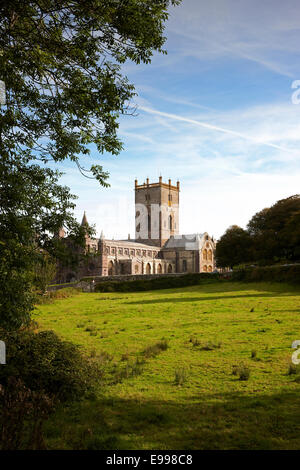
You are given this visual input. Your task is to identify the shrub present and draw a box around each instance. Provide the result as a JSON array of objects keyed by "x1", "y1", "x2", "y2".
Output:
[
  {"x1": 0, "y1": 377, "x2": 54, "y2": 450},
  {"x1": 231, "y1": 265, "x2": 300, "y2": 284},
  {"x1": 0, "y1": 329, "x2": 101, "y2": 402},
  {"x1": 36, "y1": 287, "x2": 80, "y2": 304},
  {"x1": 94, "y1": 273, "x2": 221, "y2": 293}
]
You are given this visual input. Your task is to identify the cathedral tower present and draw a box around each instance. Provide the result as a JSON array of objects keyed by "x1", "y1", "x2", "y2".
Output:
[{"x1": 135, "y1": 177, "x2": 180, "y2": 247}]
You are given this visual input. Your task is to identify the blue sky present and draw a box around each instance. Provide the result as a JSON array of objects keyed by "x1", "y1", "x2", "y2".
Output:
[{"x1": 56, "y1": 0, "x2": 300, "y2": 239}]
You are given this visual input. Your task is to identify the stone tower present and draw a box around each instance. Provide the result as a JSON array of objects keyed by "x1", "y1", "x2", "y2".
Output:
[{"x1": 135, "y1": 177, "x2": 180, "y2": 247}]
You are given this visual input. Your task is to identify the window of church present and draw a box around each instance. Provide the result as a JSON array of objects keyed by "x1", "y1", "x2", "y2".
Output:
[
  {"x1": 111, "y1": 248, "x2": 115, "y2": 254},
  {"x1": 131, "y1": 250, "x2": 135, "y2": 256},
  {"x1": 119, "y1": 248, "x2": 123, "y2": 255},
  {"x1": 125, "y1": 249, "x2": 129, "y2": 255},
  {"x1": 136, "y1": 223, "x2": 140, "y2": 232},
  {"x1": 147, "y1": 251, "x2": 152, "y2": 257},
  {"x1": 182, "y1": 260, "x2": 187, "y2": 272},
  {"x1": 137, "y1": 250, "x2": 140, "y2": 256},
  {"x1": 143, "y1": 250, "x2": 146, "y2": 256}
]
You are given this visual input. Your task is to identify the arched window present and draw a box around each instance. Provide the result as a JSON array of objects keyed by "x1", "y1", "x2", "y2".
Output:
[
  {"x1": 168, "y1": 215, "x2": 173, "y2": 230},
  {"x1": 203, "y1": 249, "x2": 207, "y2": 260},
  {"x1": 168, "y1": 264, "x2": 172, "y2": 273},
  {"x1": 146, "y1": 263, "x2": 151, "y2": 274},
  {"x1": 208, "y1": 249, "x2": 212, "y2": 261},
  {"x1": 182, "y1": 260, "x2": 187, "y2": 272},
  {"x1": 203, "y1": 265, "x2": 207, "y2": 272},
  {"x1": 157, "y1": 263, "x2": 162, "y2": 274},
  {"x1": 135, "y1": 265, "x2": 140, "y2": 274},
  {"x1": 108, "y1": 261, "x2": 114, "y2": 276},
  {"x1": 208, "y1": 265, "x2": 212, "y2": 272}
]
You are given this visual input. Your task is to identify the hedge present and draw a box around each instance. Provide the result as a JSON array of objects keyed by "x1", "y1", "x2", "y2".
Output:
[
  {"x1": 94, "y1": 273, "x2": 221, "y2": 293},
  {"x1": 231, "y1": 265, "x2": 300, "y2": 283}
]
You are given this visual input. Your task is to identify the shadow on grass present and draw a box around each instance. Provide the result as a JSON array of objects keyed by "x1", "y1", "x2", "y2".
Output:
[
  {"x1": 44, "y1": 388, "x2": 300, "y2": 450},
  {"x1": 125, "y1": 293, "x2": 292, "y2": 305}
]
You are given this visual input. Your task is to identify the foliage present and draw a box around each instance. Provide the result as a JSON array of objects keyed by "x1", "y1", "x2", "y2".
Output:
[
  {"x1": 0, "y1": 0, "x2": 181, "y2": 172},
  {"x1": 247, "y1": 195, "x2": 300, "y2": 264},
  {"x1": 0, "y1": 329, "x2": 101, "y2": 402},
  {"x1": 0, "y1": 0, "x2": 181, "y2": 329},
  {"x1": 33, "y1": 252, "x2": 57, "y2": 294},
  {"x1": 216, "y1": 225, "x2": 253, "y2": 268},
  {"x1": 0, "y1": 159, "x2": 88, "y2": 330},
  {"x1": 231, "y1": 265, "x2": 300, "y2": 284},
  {"x1": 0, "y1": 377, "x2": 54, "y2": 450},
  {"x1": 217, "y1": 195, "x2": 300, "y2": 268},
  {"x1": 94, "y1": 272, "x2": 221, "y2": 292},
  {"x1": 36, "y1": 286, "x2": 80, "y2": 304}
]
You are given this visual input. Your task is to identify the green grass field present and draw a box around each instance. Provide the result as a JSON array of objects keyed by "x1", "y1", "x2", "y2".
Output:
[{"x1": 34, "y1": 281, "x2": 300, "y2": 450}]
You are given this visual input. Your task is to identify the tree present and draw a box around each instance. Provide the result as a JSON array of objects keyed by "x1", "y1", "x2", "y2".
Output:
[
  {"x1": 0, "y1": 1, "x2": 181, "y2": 329},
  {"x1": 0, "y1": 0, "x2": 181, "y2": 180},
  {"x1": 216, "y1": 225, "x2": 252, "y2": 269},
  {"x1": 247, "y1": 195, "x2": 300, "y2": 263},
  {"x1": 0, "y1": 158, "x2": 90, "y2": 330}
]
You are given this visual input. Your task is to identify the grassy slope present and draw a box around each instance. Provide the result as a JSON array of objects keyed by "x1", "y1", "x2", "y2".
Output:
[{"x1": 34, "y1": 281, "x2": 300, "y2": 450}]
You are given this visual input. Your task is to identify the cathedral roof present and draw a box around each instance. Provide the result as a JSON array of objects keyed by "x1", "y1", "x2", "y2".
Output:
[{"x1": 163, "y1": 233, "x2": 208, "y2": 250}]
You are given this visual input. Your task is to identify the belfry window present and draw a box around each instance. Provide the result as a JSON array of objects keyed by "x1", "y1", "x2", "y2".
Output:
[{"x1": 168, "y1": 215, "x2": 173, "y2": 230}]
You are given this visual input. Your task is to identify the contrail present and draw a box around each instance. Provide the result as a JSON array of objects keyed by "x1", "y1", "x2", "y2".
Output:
[{"x1": 139, "y1": 105, "x2": 294, "y2": 154}]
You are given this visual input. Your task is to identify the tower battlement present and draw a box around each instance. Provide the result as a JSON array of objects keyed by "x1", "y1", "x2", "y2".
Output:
[{"x1": 134, "y1": 177, "x2": 180, "y2": 247}]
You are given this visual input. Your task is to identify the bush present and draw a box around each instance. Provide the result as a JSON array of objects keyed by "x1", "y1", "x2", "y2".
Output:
[
  {"x1": 0, "y1": 377, "x2": 54, "y2": 450},
  {"x1": 231, "y1": 265, "x2": 300, "y2": 284},
  {"x1": 94, "y1": 273, "x2": 221, "y2": 293},
  {"x1": 0, "y1": 329, "x2": 101, "y2": 402},
  {"x1": 36, "y1": 287, "x2": 80, "y2": 304}
]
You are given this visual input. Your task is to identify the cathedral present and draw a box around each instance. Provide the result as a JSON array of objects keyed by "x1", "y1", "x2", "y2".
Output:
[{"x1": 57, "y1": 177, "x2": 216, "y2": 282}]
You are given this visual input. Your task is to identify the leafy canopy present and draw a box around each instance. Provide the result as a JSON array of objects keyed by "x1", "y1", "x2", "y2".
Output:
[
  {"x1": 0, "y1": 0, "x2": 181, "y2": 329},
  {"x1": 0, "y1": 0, "x2": 181, "y2": 181}
]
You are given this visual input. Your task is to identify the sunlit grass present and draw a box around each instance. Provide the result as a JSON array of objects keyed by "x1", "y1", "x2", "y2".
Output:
[{"x1": 34, "y1": 281, "x2": 300, "y2": 449}]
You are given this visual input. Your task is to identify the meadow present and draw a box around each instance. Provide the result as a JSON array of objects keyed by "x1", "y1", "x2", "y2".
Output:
[{"x1": 34, "y1": 281, "x2": 300, "y2": 450}]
